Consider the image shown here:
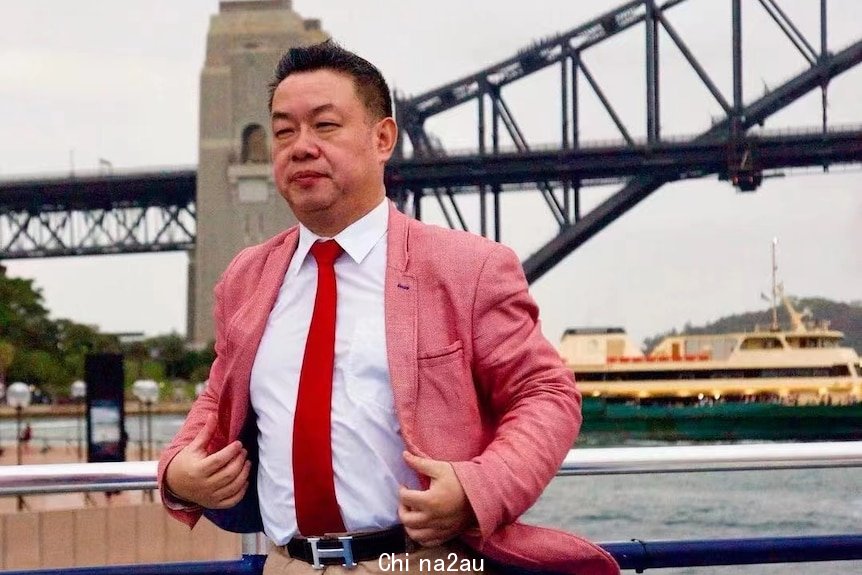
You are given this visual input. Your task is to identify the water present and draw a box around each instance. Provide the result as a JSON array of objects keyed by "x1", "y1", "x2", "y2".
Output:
[
  {"x1": 3, "y1": 416, "x2": 860, "y2": 574},
  {"x1": 525, "y1": 464, "x2": 862, "y2": 574},
  {"x1": 0, "y1": 414, "x2": 188, "y2": 449}
]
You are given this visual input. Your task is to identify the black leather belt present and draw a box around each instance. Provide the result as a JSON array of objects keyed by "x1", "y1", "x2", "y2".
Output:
[{"x1": 285, "y1": 525, "x2": 410, "y2": 568}]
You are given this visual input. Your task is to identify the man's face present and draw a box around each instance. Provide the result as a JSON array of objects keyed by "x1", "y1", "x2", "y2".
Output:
[{"x1": 270, "y1": 69, "x2": 394, "y2": 233}]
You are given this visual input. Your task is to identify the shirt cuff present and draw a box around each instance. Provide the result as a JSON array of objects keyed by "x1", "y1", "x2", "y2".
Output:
[{"x1": 162, "y1": 485, "x2": 203, "y2": 512}]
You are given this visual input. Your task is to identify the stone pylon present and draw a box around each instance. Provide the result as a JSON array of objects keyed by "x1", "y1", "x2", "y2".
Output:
[{"x1": 191, "y1": 0, "x2": 327, "y2": 344}]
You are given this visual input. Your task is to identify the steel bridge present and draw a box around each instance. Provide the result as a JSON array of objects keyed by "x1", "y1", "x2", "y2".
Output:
[{"x1": 2, "y1": 0, "x2": 861, "y2": 284}]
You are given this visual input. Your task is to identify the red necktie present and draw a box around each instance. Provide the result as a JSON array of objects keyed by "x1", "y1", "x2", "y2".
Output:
[{"x1": 293, "y1": 239, "x2": 347, "y2": 536}]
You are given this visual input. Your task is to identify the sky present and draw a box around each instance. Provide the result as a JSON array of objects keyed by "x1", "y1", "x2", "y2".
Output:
[{"x1": 1, "y1": 0, "x2": 860, "y2": 348}]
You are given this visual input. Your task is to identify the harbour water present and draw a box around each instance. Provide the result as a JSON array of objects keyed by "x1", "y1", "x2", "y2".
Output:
[
  {"x1": 527, "y1": 466, "x2": 862, "y2": 574},
  {"x1": 0, "y1": 414, "x2": 187, "y2": 454},
  {"x1": 2, "y1": 416, "x2": 860, "y2": 574}
]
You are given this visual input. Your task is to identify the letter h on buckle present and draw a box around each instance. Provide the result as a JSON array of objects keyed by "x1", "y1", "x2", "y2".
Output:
[{"x1": 307, "y1": 536, "x2": 357, "y2": 570}]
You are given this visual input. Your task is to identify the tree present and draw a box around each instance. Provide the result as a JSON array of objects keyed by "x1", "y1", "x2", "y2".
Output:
[
  {"x1": 0, "y1": 267, "x2": 223, "y2": 398},
  {"x1": 10, "y1": 350, "x2": 68, "y2": 397},
  {"x1": 0, "y1": 340, "x2": 15, "y2": 387},
  {"x1": 145, "y1": 333, "x2": 187, "y2": 379},
  {"x1": 124, "y1": 340, "x2": 151, "y2": 382},
  {"x1": 0, "y1": 268, "x2": 118, "y2": 397},
  {"x1": 0, "y1": 272, "x2": 56, "y2": 351},
  {"x1": 55, "y1": 320, "x2": 114, "y2": 356}
]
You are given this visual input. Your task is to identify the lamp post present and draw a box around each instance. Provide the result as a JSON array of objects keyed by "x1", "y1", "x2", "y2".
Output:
[
  {"x1": 70, "y1": 380, "x2": 87, "y2": 461},
  {"x1": 7, "y1": 382, "x2": 32, "y2": 511},
  {"x1": 0, "y1": 382, "x2": 4, "y2": 458},
  {"x1": 132, "y1": 380, "x2": 159, "y2": 461},
  {"x1": 132, "y1": 379, "x2": 158, "y2": 502}
]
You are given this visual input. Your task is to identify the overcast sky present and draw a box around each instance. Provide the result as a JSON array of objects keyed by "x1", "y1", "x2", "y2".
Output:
[{"x1": 1, "y1": 0, "x2": 860, "y2": 348}]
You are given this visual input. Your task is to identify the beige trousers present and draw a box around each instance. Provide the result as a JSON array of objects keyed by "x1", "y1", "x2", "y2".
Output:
[{"x1": 263, "y1": 541, "x2": 487, "y2": 575}]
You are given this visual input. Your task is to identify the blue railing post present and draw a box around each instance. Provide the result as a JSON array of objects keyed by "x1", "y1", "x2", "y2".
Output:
[
  {"x1": 0, "y1": 555, "x2": 266, "y2": 575},
  {"x1": 601, "y1": 535, "x2": 862, "y2": 571}
]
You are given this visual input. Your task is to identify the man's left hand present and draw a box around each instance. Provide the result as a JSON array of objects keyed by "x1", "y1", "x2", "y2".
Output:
[{"x1": 398, "y1": 451, "x2": 476, "y2": 547}]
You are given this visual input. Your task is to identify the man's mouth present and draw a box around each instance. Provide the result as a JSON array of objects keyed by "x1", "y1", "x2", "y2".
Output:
[{"x1": 290, "y1": 171, "x2": 327, "y2": 185}]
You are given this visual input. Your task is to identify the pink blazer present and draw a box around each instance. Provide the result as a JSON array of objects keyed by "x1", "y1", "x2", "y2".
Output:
[{"x1": 158, "y1": 204, "x2": 619, "y2": 575}]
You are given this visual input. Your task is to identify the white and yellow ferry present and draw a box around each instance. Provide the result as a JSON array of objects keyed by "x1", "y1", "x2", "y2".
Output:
[{"x1": 560, "y1": 287, "x2": 862, "y2": 442}]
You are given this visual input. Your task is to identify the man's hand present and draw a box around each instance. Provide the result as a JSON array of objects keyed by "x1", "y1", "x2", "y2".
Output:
[
  {"x1": 163, "y1": 413, "x2": 250, "y2": 509},
  {"x1": 398, "y1": 451, "x2": 476, "y2": 547}
]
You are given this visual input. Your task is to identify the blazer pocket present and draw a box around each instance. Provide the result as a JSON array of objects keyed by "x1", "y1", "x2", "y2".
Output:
[
  {"x1": 417, "y1": 340, "x2": 464, "y2": 366},
  {"x1": 415, "y1": 342, "x2": 484, "y2": 459}
]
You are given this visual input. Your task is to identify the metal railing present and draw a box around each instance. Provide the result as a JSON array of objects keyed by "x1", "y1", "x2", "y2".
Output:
[{"x1": 1, "y1": 442, "x2": 861, "y2": 573}]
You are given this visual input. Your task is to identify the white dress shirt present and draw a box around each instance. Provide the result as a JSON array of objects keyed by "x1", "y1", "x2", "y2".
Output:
[{"x1": 250, "y1": 199, "x2": 420, "y2": 544}]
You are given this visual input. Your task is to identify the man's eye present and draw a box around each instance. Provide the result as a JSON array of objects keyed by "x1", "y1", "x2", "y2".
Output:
[
  {"x1": 316, "y1": 122, "x2": 339, "y2": 130},
  {"x1": 275, "y1": 127, "x2": 295, "y2": 137}
]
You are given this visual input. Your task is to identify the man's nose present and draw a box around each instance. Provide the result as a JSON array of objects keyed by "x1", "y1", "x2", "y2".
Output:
[{"x1": 290, "y1": 127, "x2": 320, "y2": 160}]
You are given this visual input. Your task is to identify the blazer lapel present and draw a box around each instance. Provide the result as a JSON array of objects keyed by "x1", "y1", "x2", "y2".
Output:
[
  {"x1": 384, "y1": 204, "x2": 420, "y2": 451},
  {"x1": 224, "y1": 230, "x2": 299, "y2": 440}
]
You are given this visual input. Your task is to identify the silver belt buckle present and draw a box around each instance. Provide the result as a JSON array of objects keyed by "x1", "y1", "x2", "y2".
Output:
[{"x1": 307, "y1": 535, "x2": 357, "y2": 570}]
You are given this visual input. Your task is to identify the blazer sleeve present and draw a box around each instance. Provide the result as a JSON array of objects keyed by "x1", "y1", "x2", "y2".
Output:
[
  {"x1": 450, "y1": 243, "x2": 581, "y2": 542},
  {"x1": 156, "y1": 272, "x2": 230, "y2": 528}
]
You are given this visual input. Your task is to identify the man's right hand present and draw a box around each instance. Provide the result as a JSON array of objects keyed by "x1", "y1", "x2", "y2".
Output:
[{"x1": 163, "y1": 413, "x2": 251, "y2": 509}]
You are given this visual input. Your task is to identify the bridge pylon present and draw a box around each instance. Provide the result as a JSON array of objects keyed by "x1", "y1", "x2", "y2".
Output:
[{"x1": 192, "y1": 0, "x2": 326, "y2": 343}]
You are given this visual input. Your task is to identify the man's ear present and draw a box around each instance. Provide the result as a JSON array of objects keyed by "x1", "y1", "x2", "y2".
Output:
[{"x1": 375, "y1": 117, "x2": 398, "y2": 162}]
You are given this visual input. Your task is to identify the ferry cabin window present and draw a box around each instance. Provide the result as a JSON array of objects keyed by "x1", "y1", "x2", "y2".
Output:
[
  {"x1": 685, "y1": 337, "x2": 736, "y2": 360},
  {"x1": 830, "y1": 364, "x2": 852, "y2": 377},
  {"x1": 786, "y1": 337, "x2": 838, "y2": 349},
  {"x1": 740, "y1": 337, "x2": 784, "y2": 350}
]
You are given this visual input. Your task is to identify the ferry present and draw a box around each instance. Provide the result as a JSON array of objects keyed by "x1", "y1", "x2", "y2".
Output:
[{"x1": 561, "y1": 287, "x2": 862, "y2": 443}]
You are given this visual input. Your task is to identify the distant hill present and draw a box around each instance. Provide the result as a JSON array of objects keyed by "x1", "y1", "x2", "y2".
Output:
[{"x1": 642, "y1": 297, "x2": 862, "y2": 355}]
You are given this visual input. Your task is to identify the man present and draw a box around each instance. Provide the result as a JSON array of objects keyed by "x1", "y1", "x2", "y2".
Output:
[{"x1": 158, "y1": 41, "x2": 618, "y2": 575}]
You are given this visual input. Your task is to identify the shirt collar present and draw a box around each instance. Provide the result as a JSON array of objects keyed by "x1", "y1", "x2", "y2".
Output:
[{"x1": 292, "y1": 198, "x2": 388, "y2": 275}]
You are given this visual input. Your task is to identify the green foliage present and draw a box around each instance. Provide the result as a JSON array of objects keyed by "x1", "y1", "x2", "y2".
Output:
[
  {"x1": 55, "y1": 319, "x2": 120, "y2": 356},
  {"x1": 1, "y1": 266, "x2": 216, "y2": 400},
  {"x1": 0, "y1": 273, "x2": 56, "y2": 351},
  {"x1": 143, "y1": 361, "x2": 166, "y2": 385},
  {"x1": 0, "y1": 340, "x2": 15, "y2": 384},
  {"x1": 123, "y1": 359, "x2": 167, "y2": 387},
  {"x1": 121, "y1": 334, "x2": 213, "y2": 384},
  {"x1": 0, "y1": 269, "x2": 117, "y2": 397},
  {"x1": 189, "y1": 363, "x2": 212, "y2": 385},
  {"x1": 643, "y1": 297, "x2": 862, "y2": 354},
  {"x1": 10, "y1": 350, "x2": 68, "y2": 395}
]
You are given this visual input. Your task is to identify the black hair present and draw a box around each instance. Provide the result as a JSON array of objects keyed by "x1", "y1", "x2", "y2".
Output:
[{"x1": 268, "y1": 40, "x2": 392, "y2": 120}]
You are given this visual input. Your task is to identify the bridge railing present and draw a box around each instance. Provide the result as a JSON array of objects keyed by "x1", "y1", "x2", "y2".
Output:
[{"x1": 1, "y1": 441, "x2": 861, "y2": 573}]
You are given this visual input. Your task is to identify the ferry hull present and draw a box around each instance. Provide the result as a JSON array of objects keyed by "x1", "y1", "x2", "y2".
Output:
[{"x1": 579, "y1": 398, "x2": 862, "y2": 443}]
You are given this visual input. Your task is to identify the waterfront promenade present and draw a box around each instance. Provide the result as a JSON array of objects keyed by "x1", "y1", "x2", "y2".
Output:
[
  {"x1": 0, "y1": 442, "x2": 148, "y2": 514},
  {"x1": 0, "y1": 401, "x2": 192, "y2": 515},
  {"x1": 0, "y1": 430, "x2": 242, "y2": 570}
]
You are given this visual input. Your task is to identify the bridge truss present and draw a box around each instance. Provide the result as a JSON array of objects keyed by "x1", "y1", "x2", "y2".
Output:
[
  {"x1": 1, "y1": 0, "x2": 861, "y2": 274},
  {"x1": 388, "y1": 0, "x2": 862, "y2": 282},
  {"x1": 0, "y1": 170, "x2": 195, "y2": 259}
]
